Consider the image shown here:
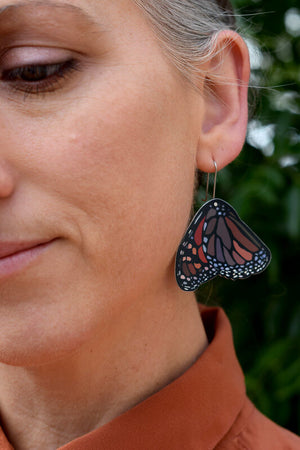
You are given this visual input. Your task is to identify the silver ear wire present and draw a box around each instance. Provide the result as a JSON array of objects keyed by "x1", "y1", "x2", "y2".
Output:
[
  {"x1": 203, "y1": 160, "x2": 218, "y2": 201},
  {"x1": 213, "y1": 160, "x2": 217, "y2": 199}
]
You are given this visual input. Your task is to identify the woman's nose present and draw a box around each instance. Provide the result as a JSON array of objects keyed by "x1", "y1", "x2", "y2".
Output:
[{"x1": 0, "y1": 160, "x2": 16, "y2": 199}]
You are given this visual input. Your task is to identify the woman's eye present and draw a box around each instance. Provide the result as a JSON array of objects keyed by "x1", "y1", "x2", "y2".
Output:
[
  {"x1": 5, "y1": 63, "x2": 62, "y2": 82},
  {"x1": 0, "y1": 59, "x2": 79, "y2": 96}
]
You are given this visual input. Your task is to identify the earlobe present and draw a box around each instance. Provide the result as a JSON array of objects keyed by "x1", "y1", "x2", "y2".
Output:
[{"x1": 195, "y1": 31, "x2": 250, "y2": 173}]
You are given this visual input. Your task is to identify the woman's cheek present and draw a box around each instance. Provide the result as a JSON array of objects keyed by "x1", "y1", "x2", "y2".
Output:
[{"x1": 6, "y1": 57, "x2": 195, "y2": 288}]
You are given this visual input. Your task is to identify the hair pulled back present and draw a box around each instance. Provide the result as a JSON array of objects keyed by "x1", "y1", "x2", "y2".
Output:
[{"x1": 133, "y1": 0, "x2": 237, "y2": 81}]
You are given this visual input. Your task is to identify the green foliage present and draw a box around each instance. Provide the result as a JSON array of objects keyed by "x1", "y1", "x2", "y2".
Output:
[{"x1": 197, "y1": 0, "x2": 300, "y2": 434}]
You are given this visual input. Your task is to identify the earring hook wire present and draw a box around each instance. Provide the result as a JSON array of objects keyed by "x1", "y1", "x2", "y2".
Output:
[
  {"x1": 203, "y1": 160, "x2": 218, "y2": 201},
  {"x1": 213, "y1": 160, "x2": 217, "y2": 198}
]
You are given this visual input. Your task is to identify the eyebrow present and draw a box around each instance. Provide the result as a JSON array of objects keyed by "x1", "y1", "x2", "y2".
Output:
[{"x1": 0, "y1": 1, "x2": 99, "y2": 27}]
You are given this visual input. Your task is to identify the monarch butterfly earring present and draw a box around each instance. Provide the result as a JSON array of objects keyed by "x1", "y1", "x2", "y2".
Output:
[{"x1": 175, "y1": 161, "x2": 272, "y2": 291}]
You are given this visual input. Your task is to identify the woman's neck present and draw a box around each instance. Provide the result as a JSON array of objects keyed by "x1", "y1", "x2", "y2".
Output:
[{"x1": 0, "y1": 290, "x2": 208, "y2": 450}]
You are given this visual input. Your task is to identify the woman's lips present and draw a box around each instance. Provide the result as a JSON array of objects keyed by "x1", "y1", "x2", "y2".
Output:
[
  {"x1": 0, "y1": 240, "x2": 52, "y2": 259},
  {"x1": 0, "y1": 239, "x2": 56, "y2": 280}
]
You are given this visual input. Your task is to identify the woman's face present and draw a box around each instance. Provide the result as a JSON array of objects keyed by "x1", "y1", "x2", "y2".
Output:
[{"x1": 0, "y1": 0, "x2": 202, "y2": 365}]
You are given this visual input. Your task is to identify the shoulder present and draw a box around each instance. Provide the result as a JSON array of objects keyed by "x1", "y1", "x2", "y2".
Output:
[{"x1": 217, "y1": 398, "x2": 300, "y2": 450}]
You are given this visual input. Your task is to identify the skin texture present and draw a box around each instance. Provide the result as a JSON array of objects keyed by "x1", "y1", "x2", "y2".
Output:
[{"x1": 0, "y1": 0, "x2": 250, "y2": 448}]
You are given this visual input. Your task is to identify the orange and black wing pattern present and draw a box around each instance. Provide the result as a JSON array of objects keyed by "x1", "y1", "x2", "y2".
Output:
[{"x1": 176, "y1": 199, "x2": 271, "y2": 291}]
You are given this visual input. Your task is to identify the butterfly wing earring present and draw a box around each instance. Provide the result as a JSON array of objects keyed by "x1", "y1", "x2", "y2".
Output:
[{"x1": 175, "y1": 161, "x2": 272, "y2": 292}]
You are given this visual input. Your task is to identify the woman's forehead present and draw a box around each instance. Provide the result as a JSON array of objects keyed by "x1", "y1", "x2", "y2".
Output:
[
  {"x1": 0, "y1": 0, "x2": 102, "y2": 22},
  {"x1": 0, "y1": 0, "x2": 148, "y2": 37}
]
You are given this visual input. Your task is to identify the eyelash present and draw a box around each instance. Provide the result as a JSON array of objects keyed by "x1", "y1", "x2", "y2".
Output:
[{"x1": 0, "y1": 59, "x2": 79, "y2": 96}]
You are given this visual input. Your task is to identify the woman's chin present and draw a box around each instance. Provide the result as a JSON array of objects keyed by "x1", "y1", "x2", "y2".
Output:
[{"x1": 0, "y1": 315, "x2": 87, "y2": 368}]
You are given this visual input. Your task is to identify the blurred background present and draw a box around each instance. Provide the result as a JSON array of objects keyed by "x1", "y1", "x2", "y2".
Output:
[{"x1": 196, "y1": 0, "x2": 300, "y2": 435}]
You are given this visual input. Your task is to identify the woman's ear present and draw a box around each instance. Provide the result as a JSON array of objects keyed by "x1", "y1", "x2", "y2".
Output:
[{"x1": 196, "y1": 31, "x2": 250, "y2": 173}]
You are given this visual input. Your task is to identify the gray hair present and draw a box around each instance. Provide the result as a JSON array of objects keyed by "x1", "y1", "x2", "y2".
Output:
[{"x1": 132, "y1": 0, "x2": 237, "y2": 83}]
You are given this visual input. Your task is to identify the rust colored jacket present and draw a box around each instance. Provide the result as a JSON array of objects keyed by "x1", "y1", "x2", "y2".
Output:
[{"x1": 0, "y1": 306, "x2": 299, "y2": 449}]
